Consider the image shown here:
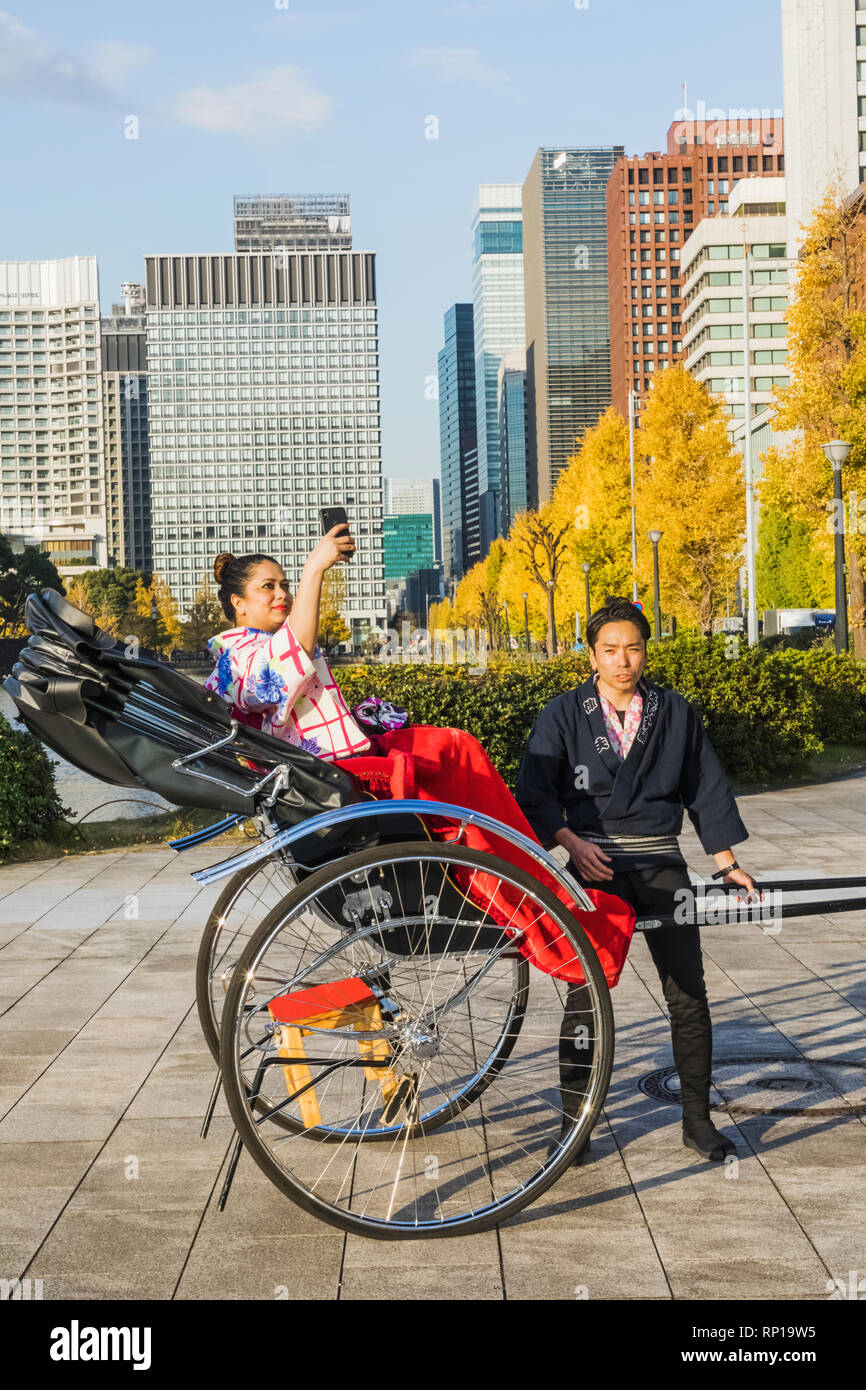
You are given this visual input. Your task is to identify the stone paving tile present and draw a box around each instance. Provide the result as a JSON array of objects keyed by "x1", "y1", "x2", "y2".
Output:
[
  {"x1": 25, "y1": 1209, "x2": 205, "y2": 1301},
  {"x1": 339, "y1": 1265, "x2": 504, "y2": 1300},
  {"x1": 176, "y1": 1146, "x2": 344, "y2": 1301}
]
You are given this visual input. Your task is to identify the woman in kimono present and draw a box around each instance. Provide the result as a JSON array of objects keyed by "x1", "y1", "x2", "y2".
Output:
[{"x1": 204, "y1": 536, "x2": 636, "y2": 992}]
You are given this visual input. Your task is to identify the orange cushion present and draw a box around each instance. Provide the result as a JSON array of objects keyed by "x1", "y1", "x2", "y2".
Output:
[{"x1": 268, "y1": 976, "x2": 377, "y2": 1024}]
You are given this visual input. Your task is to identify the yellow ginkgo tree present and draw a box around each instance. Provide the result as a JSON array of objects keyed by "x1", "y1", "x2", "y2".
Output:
[
  {"x1": 762, "y1": 181, "x2": 866, "y2": 656},
  {"x1": 637, "y1": 365, "x2": 746, "y2": 635},
  {"x1": 550, "y1": 407, "x2": 636, "y2": 635}
]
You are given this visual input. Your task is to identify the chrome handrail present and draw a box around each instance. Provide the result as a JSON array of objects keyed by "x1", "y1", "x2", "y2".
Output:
[
  {"x1": 188, "y1": 798, "x2": 596, "y2": 914},
  {"x1": 170, "y1": 719, "x2": 292, "y2": 802}
]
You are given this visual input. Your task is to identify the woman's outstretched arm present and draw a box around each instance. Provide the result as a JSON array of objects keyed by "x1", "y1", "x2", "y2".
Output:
[{"x1": 289, "y1": 525, "x2": 355, "y2": 656}]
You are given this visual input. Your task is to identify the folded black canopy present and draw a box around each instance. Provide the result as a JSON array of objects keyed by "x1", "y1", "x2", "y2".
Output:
[{"x1": 3, "y1": 589, "x2": 364, "y2": 840}]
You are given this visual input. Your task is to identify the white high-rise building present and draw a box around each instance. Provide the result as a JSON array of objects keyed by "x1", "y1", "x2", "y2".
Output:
[
  {"x1": 680, "y1": 179, "x2": 792, "y2": 434},
  {"x1": 144, "y1": 249, "x2": 385, "y2": 638},
  {"x1": 781, "y1": 0, "x2": 862, "y2": 250},
  {"x1": 0, "y1": 256, "x2": 107, "y2": 573},
  {"x1": 471, "y1": 184, "x2": 525, "y2": 550}
]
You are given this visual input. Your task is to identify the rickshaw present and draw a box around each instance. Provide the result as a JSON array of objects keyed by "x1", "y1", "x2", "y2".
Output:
[{"x1": 7, "y1": 589, "x2": 866, "y2": 1240}]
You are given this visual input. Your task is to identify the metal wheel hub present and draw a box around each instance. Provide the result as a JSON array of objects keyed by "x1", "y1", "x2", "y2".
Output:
[{"x1": 398, "y1": 1021, "x2": 440, "y2": 1060}]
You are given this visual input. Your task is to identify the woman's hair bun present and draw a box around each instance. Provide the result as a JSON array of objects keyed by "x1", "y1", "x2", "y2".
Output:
[{"x1": 213, "y1": 552, "x2": 235, "y2": 585}]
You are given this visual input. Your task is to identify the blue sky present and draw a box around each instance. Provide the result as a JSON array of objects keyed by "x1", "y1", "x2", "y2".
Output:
[{"x1": 1, "y1": 0, "x2": 783, "y2": 482}]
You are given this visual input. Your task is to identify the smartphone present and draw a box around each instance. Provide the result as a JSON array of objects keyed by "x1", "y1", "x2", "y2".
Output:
[{"x1": 320, "y1": 506, "x2": 349, "y2": 537}]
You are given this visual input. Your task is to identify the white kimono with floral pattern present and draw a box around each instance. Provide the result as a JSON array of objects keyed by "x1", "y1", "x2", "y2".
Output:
[{"x1": 204, "y1": 622, "x2": 370, "y2": 762}]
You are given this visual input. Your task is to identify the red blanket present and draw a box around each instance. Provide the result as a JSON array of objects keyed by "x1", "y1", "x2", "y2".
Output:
[{"x1": 335, "y1": 725, "x2": 635, "y2": 988}]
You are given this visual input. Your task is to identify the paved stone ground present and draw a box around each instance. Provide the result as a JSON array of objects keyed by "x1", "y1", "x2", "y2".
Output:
[{"x1": 1, "y1": 773, "x2": 865, "y2": 1301}]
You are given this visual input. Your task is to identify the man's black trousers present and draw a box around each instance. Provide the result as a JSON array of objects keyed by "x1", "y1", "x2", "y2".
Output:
[{"x1": 561, "y1": 860, "x2": 713, "y2": 1124}]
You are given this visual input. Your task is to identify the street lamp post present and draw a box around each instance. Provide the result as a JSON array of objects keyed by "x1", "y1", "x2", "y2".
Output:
[
  {"x1": 742, "y1": 247, "x2": 759, "y2": 647},
  {"x1": 648, "y1": 530, "x2": 663, "y2": 643},
  {"x1": 580, "y1": 561, "x2": 591, "y2": 635},
  {"x1": 521, "y1": 591, "x2": 530, "y2": 656},
  {"x1": 823, "y1": 440, "x2": 852, "y2": 654},
  {"x1": 502, "y1": 599, "x2": 510, "y2": 651},
  {"x1": 150, "y1": 597, "x2": 159, "y2": 656}
]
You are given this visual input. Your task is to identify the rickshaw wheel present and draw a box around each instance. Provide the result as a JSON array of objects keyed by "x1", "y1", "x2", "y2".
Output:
[
  {"x1": 219, "y1": 841, "x2": 613, "y2": 1239},
  {"x1": 195, "y1": 857, "x2": 299, "y2": 1064}
]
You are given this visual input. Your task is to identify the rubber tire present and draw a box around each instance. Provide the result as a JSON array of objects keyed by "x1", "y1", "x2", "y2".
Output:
[{"x1": 195, "y1": 861, "x2": 278, "y2": 1065}]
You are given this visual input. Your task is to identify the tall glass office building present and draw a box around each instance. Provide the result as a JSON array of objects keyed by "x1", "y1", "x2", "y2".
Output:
[
  {"x1": 438, "y1": 303, "x2": 479, "y2": 583},
  {"x1": 383, "y1": 477, "x2": 441, "y2": 563},
  {"x1": 471, "y1": 184, "x2": 525, "y2": 550},
  {"x1": 101, "y1": 284, "x2": 152, "y2": 571},
  {"x1": 144, "y1": 251, "x2": 385, "y2": 638},
  {"x1": 497, "y1": 348, "x2": 528, "y2": 527},
  {"x1": 383, "y1": 512, "x2": 435, "y2": 581},
  {"x1": 522, "y1": 146, "x2": 624, "y2": 503}
]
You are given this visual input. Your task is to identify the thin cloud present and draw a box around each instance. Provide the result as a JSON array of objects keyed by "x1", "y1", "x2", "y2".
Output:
[
  {"x1": 0, "y1": 10, "x2": 121, "y2": 106},
  {"x1": 86, "y1": 40, "x2": 153, "y2": 89},
  {"x1": 261, "y1": 9, "x2": 364, "y2": 37},
  {"x1": 168, "y1": 65, "x2": 335, "y2": 134},
  {"x1": 408, "y1": 46, "x2": 508, "y2": 85}
]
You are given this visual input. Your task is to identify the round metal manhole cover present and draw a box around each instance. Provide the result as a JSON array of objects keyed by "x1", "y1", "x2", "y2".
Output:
[{"x1": 638, "y1": 1054, "x2": 866, "y2": 1118}]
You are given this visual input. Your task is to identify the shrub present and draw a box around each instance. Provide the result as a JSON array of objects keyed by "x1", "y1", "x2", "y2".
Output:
[
  {"x1": 642, "y1": 636, "x2": 825, "y2": 781},
  {"x1": 774, "y1": 647, "x2": 866, "y2": 744},
  {"x1": 0, "y1": 711, "x2": 69, "y2": 857}
]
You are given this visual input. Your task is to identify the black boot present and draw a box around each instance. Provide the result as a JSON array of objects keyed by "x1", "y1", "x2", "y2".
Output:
[
  {"x1": 665, "y1": 986, "x2": 735, "y2": 1161},
  {"x1": 547, "y1": 1127, "x2": 592, "y2": 1165},
  {"x1": 682, "y1": 1114, "x2": 736, "y2": 1161},
  {"x1": 549, "y1": 982, "x2": 596, "y2": 1165}
]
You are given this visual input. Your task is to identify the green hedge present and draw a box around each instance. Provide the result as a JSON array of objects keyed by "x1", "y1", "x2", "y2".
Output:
[
  {"x1": 0, "y1": 712, "x2": 69, "y2": 858},
  {"x1": 339, "y1": 637, "x2": 866, "y2": 787}
]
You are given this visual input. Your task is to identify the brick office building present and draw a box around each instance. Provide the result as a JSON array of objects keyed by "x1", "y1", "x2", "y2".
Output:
[{"x1": 606, "y1": 119, "x2": 785, "y2": 423}]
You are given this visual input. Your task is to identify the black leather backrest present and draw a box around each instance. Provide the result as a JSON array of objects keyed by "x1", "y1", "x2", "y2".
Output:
[{"x1": 24, "y1": 589, "x2": 118, "y2": 656}]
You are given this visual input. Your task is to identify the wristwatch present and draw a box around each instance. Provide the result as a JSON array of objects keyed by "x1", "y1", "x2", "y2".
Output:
[{"x1": 711, "y1": 860, "x2": 740, "y2": 880}]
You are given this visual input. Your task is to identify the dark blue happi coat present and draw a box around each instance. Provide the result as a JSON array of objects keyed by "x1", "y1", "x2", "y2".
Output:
[{"x1": 515, "y1": 673, "x2": 748, "y2": 859}]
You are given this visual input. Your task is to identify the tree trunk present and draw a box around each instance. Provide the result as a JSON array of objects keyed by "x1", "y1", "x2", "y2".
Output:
[{"x1": 849, "y1": 548, "x2": 866, "y2": 659}]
